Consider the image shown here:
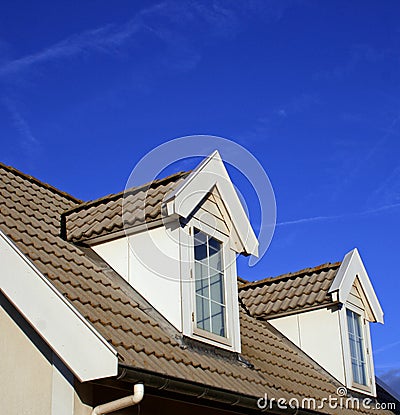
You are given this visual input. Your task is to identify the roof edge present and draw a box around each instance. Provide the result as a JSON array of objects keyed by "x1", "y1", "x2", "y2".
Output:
[
  {"x1": 62, "y1": 170, "x2": 190, "y2": 217},
  {"x1": 257, "y1": 301, "x2": 340, "y2": 320},
  {"x1": 0, "y1": 161, "x2": 82, "y2": 203},
  {"x1": 239, "y1": 261, "x2": 342, "y2": 290}
]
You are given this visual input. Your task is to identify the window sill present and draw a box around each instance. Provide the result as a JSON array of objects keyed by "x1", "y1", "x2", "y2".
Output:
[
  {"x1": 192, "y1": 327, "x2": 232, "y2": 348},
  {"x1": 349, "y1": 381, "x2": 374, "y2": 396}
]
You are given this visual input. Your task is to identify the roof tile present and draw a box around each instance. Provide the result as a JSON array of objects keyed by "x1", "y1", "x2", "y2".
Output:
[
  {"x1": 239, "y1": 262, "x2": 341, "y2": 318},
  {"x1": 0, "y1": 162, "x2": 390, "y2": 414}
]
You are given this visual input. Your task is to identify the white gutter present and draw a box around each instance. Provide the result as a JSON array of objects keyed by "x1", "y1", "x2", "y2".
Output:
[{"x1": 91, "y1": 383, "x2": 144, "y2": 415}]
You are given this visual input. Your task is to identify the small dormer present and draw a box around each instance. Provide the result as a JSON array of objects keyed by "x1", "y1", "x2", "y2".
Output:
[
  {"x1": 329, "y1": 248, "x2": 383, "y2": 395},
  {"x1": 239, "y1": 249, "x2": 384, "y2": 396},
  {"x1": 62, "y1": 151, "x2": 258, "y2": 353}
]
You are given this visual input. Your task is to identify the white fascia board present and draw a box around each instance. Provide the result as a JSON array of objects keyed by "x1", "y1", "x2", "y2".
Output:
[
  {"x1": 0, "y1": 230, "x2": 118, "y2": 382},
  {"x1": 329, "y1": 248, "x2": 384, "y2": 324},
  {"x1": 164, "y1": 150, "x2": 259, "y2": 256}
]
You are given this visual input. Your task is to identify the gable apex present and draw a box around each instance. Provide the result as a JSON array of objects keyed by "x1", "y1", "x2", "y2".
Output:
[
  {"x1": 328, "y1": 248, "x2": 384, "y2": 323},
  {"x1": 163, "y1": 151, "x2": 259, "y2": 256}
]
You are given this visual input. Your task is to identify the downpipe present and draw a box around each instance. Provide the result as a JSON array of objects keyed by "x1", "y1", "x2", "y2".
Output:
[{"x1": 91, "y1": 383, "x2": 144, "y2": 415}]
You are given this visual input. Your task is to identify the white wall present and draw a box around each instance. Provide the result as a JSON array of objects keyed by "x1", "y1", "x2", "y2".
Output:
[
  {"x1": 268, "y1": 314, "x2": 300, "y2": 346},
  {"x1": 0, "y1": 294, "x2": 91, "y2": 415},
  {"x1": 270, "y1": 308, "x2": 346, "y2": 384},
  {"x1": 0, "y1": 300, "x2": 53, "y2": 415},
  {"x1": 93, "y1": 221, "x2": 183, "y2": 331},
  {"x1": 93, "y1": 198, "x2": 242, "y2": 352}
]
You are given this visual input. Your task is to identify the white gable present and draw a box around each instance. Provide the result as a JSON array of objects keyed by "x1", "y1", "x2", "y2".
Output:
[
  {"x1": 329, "y1": 248, "x2": 384, "y2": 323},
  {"x1": 163, "y1": 150, "x2": 259, "y2": 257},
  {"x1": 188, "y1": 187, "x2": 230, "y2": 236},
  {"x1": 0, "y1": 229, "x2": 118, "y2": 382}
]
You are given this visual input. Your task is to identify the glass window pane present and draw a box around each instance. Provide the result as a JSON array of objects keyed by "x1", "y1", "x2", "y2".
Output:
[
  {"x1": 209, "y1": 247, "x2": 222, "y2": 271},
  {"x1": 347, "y1": 309, "x2": 354, "y2": 334},
  {"x1": 195, "y1": 262, "x2": 209, "y2": 297},
  {"x1": 354, "y1": 314, "x2": 363, "y2": 338},
  {"x1": 209, "y1": 237, "x2": 221, "y2": 253},
  {"x1": 210, "y1": 272, "x2": 224, "y2": 304},
  {"x1": 211, "y1": 302, "x2": 225, "y2": 337},
  {"x1": 196, "y1": 295, "x2": 210, "y2": 332},
  {"x1": 194, "y1": 261, "x2": 208, "y2": 281},
  {"x1": 359, "y1": 364, "x2": 367, "y2": 385},
  {"x1": 347, "y1": 309, "x2": 367, "y2": 386},
  {"x1": 193, "y1": 229, "x2": 226, "y2": 338},
  {"x1": 349, "y1": 337, "x2": 357, "y2": 361},
  {"x1": 352, "y1": 362, "x2": 360, "y2": 384},
  {"x1": 194, "y1": 241, "x2": 207, "y2": 262}
]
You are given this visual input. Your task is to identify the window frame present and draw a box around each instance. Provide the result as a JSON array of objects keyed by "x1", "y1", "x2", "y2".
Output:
[
  {"x1": 192, "y1": 228, "x2": 228, "y2": 340},
  {"x1": 188, "y1": 220, "x2": 233, "y2": 347},
  {"x1": 346, "y1": 308, "x2": 368, "y2": 387},
  {"x1": 342, "y1": 303, "x2": 373, "y2": 393}
]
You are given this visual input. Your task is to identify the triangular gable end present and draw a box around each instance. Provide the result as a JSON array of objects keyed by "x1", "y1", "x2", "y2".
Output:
[
  {"x1": 163, "y1": 151, "x2": 259, "y2": 256},
  {"x1": 328, "y1": 248, "x2": 384, "y2": 323},
  {"x1": 187, "y1": 187, "x2": 230, "y2": 236},
  {"x1": 353, "y1": 278, "x2": 375, "y2": 322}
]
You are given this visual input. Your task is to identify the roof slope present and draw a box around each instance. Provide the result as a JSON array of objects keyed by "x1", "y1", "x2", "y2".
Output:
[
  {"x1": 63, "y1": 171, "x2": 189, "y2": 243},
  {"x1": 239, "y1": 262, "x2": 341, "y2": 319},
  {"x1": 0, "y1": 162, "x2": 391, "y2": 414}
]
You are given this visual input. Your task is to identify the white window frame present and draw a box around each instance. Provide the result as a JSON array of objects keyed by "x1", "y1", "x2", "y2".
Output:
[
  {"x1": 191, "y1": 226, "x2": 230, "y2": 345},
  {"x1": 179, "y1": 216, "x2": 241, "y2": 352},
  {"x1": 339, "y1": 302, "x2": 375, "y2": 395}
]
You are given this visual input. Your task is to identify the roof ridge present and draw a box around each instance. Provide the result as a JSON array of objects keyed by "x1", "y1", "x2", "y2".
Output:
[
  {"x1": 62, "y1": 170, "x2": 191, "y2": 216},
  {"x1": 239, "y1": 261, "x2": 342, "y2": 290},
  {"x1": 0, "y1": 161, "x2": 82, "y2": 203}
]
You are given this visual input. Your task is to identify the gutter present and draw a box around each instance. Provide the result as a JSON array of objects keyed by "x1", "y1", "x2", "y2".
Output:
[{"x1": 117, "y1": 366, "x2": 318, "y2": 415}]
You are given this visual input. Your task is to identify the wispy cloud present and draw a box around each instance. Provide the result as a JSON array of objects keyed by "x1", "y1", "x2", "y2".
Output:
[
  {"x1": 0, "y1": 1, "x2": 293, "y2": 79},
  {"x1": 328, "y1": 111, "x2": 400, "y2": 201},
  {"x1": 369, "y1": 164, "x2": 400, "y2": 206},
  {"x1": 277, "y1": 202, "x2": 400, "y2": 227},
  {"x1": 0, "y1": 19, "x2": 143, "y2": 77},
  {"x1": 375, "y1": 340, "x2": 400, "y2": 355},
  {"x1": 2, "y1": 98, "x2": 41, "y2": 154},
  {"x1": 315, "y1": 43, "x2": 387, "y2": 81}
]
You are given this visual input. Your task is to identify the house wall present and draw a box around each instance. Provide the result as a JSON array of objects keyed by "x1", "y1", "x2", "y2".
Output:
[
  {"x1": 0, "y1": 296, "x2": 53, "y2": 414},
  {"x1": 93, "y1": 191, "x2": 241, "y2": 350},
  {"x1": 0, "y1": 293, "x2": 93, "y2": 415},
  {"x1": 93, "y1": 222, "x2": 183, "y2": 331},
  {"x1": 269, "y1": 307, "x2": 346, "y2": 384}
]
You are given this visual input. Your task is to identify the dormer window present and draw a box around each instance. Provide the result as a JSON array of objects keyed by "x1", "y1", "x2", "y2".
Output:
[
  {"x1": 346, "y1": 308, "x2": 367, "y2": 386},
  {"x1": 90, "y1": 152, "x2": 258, "y2": 354},
  {"x1": 194, "y1": 228, "x2": 226, "y2": 338}
]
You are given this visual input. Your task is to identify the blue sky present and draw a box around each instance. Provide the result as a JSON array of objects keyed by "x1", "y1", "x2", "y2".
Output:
[{"x1": 1, "y1": 0, "x2": 399, "y2": 395}]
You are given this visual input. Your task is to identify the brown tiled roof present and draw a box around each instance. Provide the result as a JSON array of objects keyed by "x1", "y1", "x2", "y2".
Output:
[
  {"x1": 0, "y1": 162, "x2": 391, "y2": 414},
  {"x1": 239, "y1": 262, "x2": 341, "y2": 319},
  {"x1": 62, "y1": 171, "x2": 189, "y2": 243}
]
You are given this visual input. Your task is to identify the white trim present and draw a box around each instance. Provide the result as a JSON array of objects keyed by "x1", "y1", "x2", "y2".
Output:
[
  {"x1": 191, "y1": 226, "x2": 232, "y2": 346},
  {"x1": 329, "y1": 248, "x2": 383, "y2": 323},
  {"x1": 163, "y1": 150, "x2": 259, "y2": 257},
  {"x1": 340, "y1": 304, "x2": 376, "y2": 396},
  {"x1": 180, "y1": 221, "x2": 241, "y2": 352},
  {"x1": 0, "y1": 230, "x2": 118, "y2": 382}
]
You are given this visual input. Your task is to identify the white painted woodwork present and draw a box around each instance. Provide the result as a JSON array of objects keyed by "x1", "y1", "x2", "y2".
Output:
[{"x1": 0, "y1": 230, "x2": 118, "y2": 382}]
